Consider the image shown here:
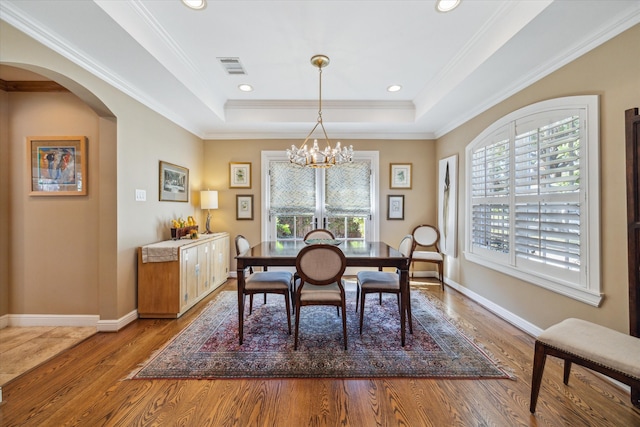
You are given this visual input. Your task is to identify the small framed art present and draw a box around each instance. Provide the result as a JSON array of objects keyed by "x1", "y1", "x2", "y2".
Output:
[
  {"x1": 159, "y1": 161, "x2": 189, "y2": 202},
  {"x1": 236, "y1": 195, "x2": 254, "y2": 220},
  {"x1": 390, "y1": 163, "x2": 412, "y2": 189},
  {"x1": 230, "y1": 162, "x2": 251, "y2": 188},
  {"x1": 387, "y1": 195, "x2": 404, "y2": 220},
  {"x1": 28, "y1": 136, "x2": 87, "y2": 196}
]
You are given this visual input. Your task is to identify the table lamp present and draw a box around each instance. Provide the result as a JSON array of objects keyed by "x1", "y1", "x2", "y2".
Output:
[{"x1": 200, "y1": 190, "x2": 218, "y2": 234}]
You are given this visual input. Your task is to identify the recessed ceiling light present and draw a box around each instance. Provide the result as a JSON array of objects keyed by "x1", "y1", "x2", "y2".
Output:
[
  {"x1": 182, "y1": 0, "x2": 206, "y2": 10},
  {"x1": 238, "y1": 84, "x2": 253, "y2": 92},
  {"x1": 436, "y1": 0, "x2": 460, "y2": 13},
  {"x1": 387, "y1": 85, "x2": 402, "y2": 92}
]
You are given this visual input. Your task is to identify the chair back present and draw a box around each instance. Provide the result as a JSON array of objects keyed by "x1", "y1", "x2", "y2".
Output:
[
  {"x1": 412, "y1": 225, "x2": 440, "y2": 250},
  {"x1": 304, "y1": 229, "x2": 335, "y2": 240},
  {"x1": 398, "y1": 234, "x2": 414, "y2": 258},
  {"x1": 235, "y1": 235, "x2": 251, "y2": 256},
  {"x1": 296, "y1": 244, "x2": 346, "y2": 286}
]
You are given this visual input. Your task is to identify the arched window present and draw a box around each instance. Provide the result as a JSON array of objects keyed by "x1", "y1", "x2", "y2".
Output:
[{"x1": 465, "y1": 96, "x2": 601, "y2": 306}]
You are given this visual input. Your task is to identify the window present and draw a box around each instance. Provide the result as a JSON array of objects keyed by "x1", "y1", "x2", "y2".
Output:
[
  {"x1": 261, "y1": 151, "x2": 379, "y2": 242},
  {"x1": 465, "y1": 96, "x2": 601, "y2": 306}
]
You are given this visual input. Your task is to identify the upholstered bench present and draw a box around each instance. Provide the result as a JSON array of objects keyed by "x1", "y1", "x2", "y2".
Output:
[{"x1": 530, "y1": 318, "x2": 640, "y2": 413}]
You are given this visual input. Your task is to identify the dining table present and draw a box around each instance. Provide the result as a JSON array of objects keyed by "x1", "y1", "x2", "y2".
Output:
[{"x1": 235, "y1": 240, "x2": 412, "y2": 346}]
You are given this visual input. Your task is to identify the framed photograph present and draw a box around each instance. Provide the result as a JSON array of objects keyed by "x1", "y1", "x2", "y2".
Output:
[
  {"x1": 236, "y1": 195, "x2": 254, "y2": 220},
  {"x1": 28, "y1": 136, "x2": 88, "y2": 196},
  {"x1": 230, "y1": 162, "x2": 251, "y2": 188},
  {"x1": 390, "y1": 163, "x2": 412, "y2": 189},
  {"x1": 387, "y1": 195, "x2": 404, "y2": 220},
  {"x1": 159, "y1": 161, "x2": 189, "y2": 202}
]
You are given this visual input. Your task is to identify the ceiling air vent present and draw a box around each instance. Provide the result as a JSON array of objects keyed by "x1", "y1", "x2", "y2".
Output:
[{"x1": 218, "y1": 57, "x2": 246, "y2": 75}]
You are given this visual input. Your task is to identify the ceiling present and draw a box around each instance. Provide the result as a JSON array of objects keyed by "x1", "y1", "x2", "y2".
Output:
[{"x1": 1, "y1": 0, "x2": 639, "y2": 140}]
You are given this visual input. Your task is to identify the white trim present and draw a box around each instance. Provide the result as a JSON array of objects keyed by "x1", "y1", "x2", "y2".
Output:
[
  {"x1": 1, "y1": 310, "x2": 138, "y2": 331},
  {"x1": 97, "y1": 310, "x2": 138, "y2": 332},
  {"x1": 0, "y1": 314, "x2": 9, "y2": 329},
  {"x1": 7, "y1": 314, "x2": 100, "y2": 328}
]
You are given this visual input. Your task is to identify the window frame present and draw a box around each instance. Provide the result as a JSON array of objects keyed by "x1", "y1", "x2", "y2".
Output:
[
  {"x1": 464, "y1": 95, "x2": 602, "y2": 306},
  {"x1": 261, "y1": 151, "x2": 379, "y2": 242}
]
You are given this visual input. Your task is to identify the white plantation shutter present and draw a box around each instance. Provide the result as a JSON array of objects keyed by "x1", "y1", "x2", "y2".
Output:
[
  {"x1": 465, "y1": 96, "x2": 600, "y2": 305},
  {"x1": 470, "y1": 126, "x2": 510, "y2": 254},
  {"x1": 514, "y1": 114, "x2": 581, "y2": 274}
]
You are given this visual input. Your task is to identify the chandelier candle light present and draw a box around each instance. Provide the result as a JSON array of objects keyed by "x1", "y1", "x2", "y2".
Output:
[
  {"x1": 287, "y1": 55, "x2": 354, "y2": 168},
  {"x1": 200, "y1": 190, "x2": 218, "y2": 234}
]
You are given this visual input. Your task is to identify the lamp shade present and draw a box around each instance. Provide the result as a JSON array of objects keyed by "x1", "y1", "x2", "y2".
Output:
[{"x1": 200, "y1": 190, "x2": 218, "y2": 209}]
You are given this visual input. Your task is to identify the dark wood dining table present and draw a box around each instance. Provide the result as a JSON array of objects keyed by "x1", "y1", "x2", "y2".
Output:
[{"x1": 235, "y1": 240, "x2": 412, "y2": 346}]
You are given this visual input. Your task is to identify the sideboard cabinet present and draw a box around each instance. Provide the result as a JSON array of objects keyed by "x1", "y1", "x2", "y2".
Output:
[{"x1": 137, "y1": 232, "x2": 229, "y2": 318}]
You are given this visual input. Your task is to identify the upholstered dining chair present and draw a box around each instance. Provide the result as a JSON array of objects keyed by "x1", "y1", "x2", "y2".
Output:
[
  {"x1": 411, "y1": 224, "x2": 444, "y2": 290},
  {"x1": 294, "y1": 244, "x2": 348, "y2": 350},
  {"x1": 303, "y1": 228, "x2": 335, "y2": 240},
  {"x1": 234, "y1": 235, "x2": 293, "y2": 337},
  {"x1": 355, "y1": 234, "x2": 414, "y2": 334}
]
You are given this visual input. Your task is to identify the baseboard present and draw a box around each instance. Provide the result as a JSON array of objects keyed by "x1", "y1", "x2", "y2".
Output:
[
  {"x1": 2, "y1": 310, "x2": 138, "y2": 332},
  {"x1": 0, "y1": 314, "x2": 8, "y2": 329},
  {"x1": 7, "y1": 314, "x2": 100, "y2": 328},
  {"x1": 97, "y1": 310, "x2": 138, "y2": 332},
  {"x1": 444, "y1": 276, "x2": 631, "y2": 393},
  {"x1": 444, "y1": 276, "x2": 544, "y2": 337}
]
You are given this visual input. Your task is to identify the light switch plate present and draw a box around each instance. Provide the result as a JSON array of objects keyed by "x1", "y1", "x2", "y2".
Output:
[{"x1": 135, "y1": 189, "x2": 146, "y2": 201}]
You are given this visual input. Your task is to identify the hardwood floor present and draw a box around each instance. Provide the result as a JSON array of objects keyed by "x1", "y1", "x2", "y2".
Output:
[
  {"x1": 0, "y1": 326, "x2": 96, "y2": 385},
  {"x1": 1, "y1": 280, "x2": 639, "y2": 426}
]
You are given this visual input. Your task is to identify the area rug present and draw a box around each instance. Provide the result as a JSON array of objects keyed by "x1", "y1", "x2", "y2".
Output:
[{"x1": 130, "y1": 289, "x2": 511, "y2": 380}]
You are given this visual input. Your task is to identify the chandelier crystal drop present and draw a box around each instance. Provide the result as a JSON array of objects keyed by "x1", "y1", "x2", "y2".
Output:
[{"x1": 286, "y1": 55, "x2": 354, "y2": 168}]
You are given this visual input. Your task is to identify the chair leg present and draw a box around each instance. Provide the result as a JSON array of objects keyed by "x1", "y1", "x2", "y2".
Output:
[
  {"x1": 379, "y1": 292, "x2": 382, "y2": 305},
  {"x1": 294, "y1": 303, "x2": 301, "y2": 351},
  {"x1": 284, "y1": 292, "x2": 292, "y2": 335},
  {"x1": 341, "y1": 300, "x2": 348, "y2": 350},
  {"x1": 530, "y1": 341, "x2": 548, "y2": 413},
  {"x1": 249, "y1": 294, "x2": 254, "y2": 314},
  {"x1": 359, "y1": 292, "x2": 366, "y2": 334},
  {"x1": 355, "y1": 282, "x2": 360, "y2": 313},
  {"x1": 563, "y1": 360, "x2": 572, "y2": 385},
  {"x1": 264, "y1": 293, "x2": 267, "y2": 304}
]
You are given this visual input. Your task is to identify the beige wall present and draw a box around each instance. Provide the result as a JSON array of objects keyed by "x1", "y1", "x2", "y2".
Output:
[
  {"x1": 436, "y1": 23, "x2": 640, "y2": 333},
  {"x1": 1, "y1": 22, "x2": 203, "y2": 321},
  {"x1": 203, "y1": 139, "x2": 437, "y2": 272},
  {"x1": 0, "y1": 89, "x2": 9, "y2": 315}
]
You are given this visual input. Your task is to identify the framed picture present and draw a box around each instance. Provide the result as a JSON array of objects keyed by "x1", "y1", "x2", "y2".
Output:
[
  {"x1": 387, "y1": 195, "x2": 404, "y2": 220},
  {"x1": 159, "y1": 161, "x2": 189, "y2": 202},
  {"x1": 390, "y1": 163, "x2": 412, "y2": 189},
  {"x1": 230, "y1": 162, "x2": 251, "y2": 188},
  {"x1": 236, "y1": 195, "x2": 254, "y2": 220},
  {"x1": 28, "y1": 136, "x2": 88, "y2": 196}
]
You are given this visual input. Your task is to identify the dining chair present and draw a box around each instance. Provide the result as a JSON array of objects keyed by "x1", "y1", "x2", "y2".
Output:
[
  {"x1": 355, "y1": 234, "x2": 414, "y2": 334},
  {"x1": 411, "y1": 224, "x2": 444, "y2": 290},
  {"x1": 303, "y1": 229, "x2": 335, "y2": 240},
  {"x1": 294, "y1": 244, "x2": 348, "y2": 350},
  {"x1": 234, "y1": 235, "x2": 293, "y2": 337}
]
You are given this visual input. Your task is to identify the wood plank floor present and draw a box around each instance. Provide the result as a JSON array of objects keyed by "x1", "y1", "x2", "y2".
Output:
[{"x1": 1, "y1": 280, "x2": 639, "y2": 426}]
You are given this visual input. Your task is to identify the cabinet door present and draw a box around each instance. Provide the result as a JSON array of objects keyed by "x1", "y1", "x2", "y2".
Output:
[
  {"x1": 181, "y1": 246, "x2": 199, "y2": 309},
  {"x1": 197, "y1": 242, "x2": 210, "y2": 296}
]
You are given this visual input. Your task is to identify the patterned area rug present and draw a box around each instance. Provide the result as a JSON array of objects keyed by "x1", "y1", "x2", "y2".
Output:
[{"x1": 131, "y1": 290, "x2": 510, "y2": 379}]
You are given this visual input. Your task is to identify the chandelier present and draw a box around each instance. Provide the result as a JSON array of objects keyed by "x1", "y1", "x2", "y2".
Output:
[{"x1": 287, "y1": 55, "x2": 354, "y2": 168}]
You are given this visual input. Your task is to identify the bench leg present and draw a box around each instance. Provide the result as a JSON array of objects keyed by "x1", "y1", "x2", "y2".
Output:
[
  {"x1": 530, "y1": 340, "x2": 547, "y2": 413},
  {"x1": 563, "y1": 360, "x2": 572, "y2": 385},
  {"x1": 633, "y1": 386, "x2": 640, "y2": 409}
]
